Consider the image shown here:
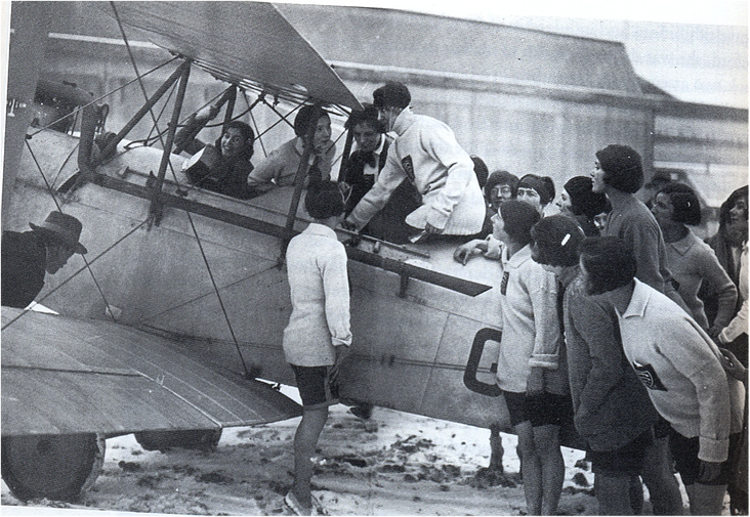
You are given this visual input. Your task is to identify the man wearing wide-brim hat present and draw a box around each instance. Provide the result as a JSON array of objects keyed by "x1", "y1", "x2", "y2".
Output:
[{"x1": 2, "y1": 211, "x2": 87, "y2": 309}]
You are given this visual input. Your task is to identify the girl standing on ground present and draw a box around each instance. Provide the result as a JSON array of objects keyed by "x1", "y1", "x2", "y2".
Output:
[
  {"x1": 282, "y1": 181, "x2": 351, "y2": 516},
  {"x1": 492, "y1": 200, "x2": 568, "y2": 515}
]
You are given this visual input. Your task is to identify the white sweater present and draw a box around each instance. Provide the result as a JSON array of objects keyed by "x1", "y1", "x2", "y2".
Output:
[
  {"x1": 617, "y1": 280, "x2": 745, "y2": 463},
  {"x1": 283, "y1": 224, "x2": 352, "y2": 366},
  {"x1": 346, "y1": 108, "x2": 485, "y2": 235},
  {"x1": 720, "y1": 242, "x2": 748, "y2": 343}
]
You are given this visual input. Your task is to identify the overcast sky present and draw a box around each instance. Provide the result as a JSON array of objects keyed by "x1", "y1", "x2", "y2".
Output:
[
  {"x1": 295, "y1": 0, "x2": 749, "y2": 108},
  {"x1": 0, "y1": 1, "x2": 746, "y2": 108},
  {"x1": 377, "y1": 0, "x2": 747, "y2": 26}
]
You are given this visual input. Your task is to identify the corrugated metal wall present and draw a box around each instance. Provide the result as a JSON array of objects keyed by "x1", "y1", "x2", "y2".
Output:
[{"x1": 30, "y1": 2, "x2": 746, "y2": 204}]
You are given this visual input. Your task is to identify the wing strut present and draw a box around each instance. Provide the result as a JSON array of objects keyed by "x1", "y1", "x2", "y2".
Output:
[
  {"x1": 279, "y1": 103, "x2": 325, "y2": 263},
  {"x1": 71, "y1": 42, "x2": 260, "y2": 383},
  {"x1": 111, "y1": 5, "x2": 260, "y2": 378},
  {"x1": 221, "y1": 86, "x2": 238, "y2": 127},
  {"x1": 148, "y1": 61, "x2": 190, "y2": 227},
  {"x1": 338, "y1": 119, "x2": 355, "y2": 184},
  {"x1": 93, "y1": 62, "x2": 191, "y2": 170},
  {"x1": 173, "y1": 87, "x2": 236, "y2": 155}
]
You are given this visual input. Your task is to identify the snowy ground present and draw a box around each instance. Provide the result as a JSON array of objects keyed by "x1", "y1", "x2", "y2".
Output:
[{"x1": 1, "y1": 386, "x2": 711, "y2": 516}]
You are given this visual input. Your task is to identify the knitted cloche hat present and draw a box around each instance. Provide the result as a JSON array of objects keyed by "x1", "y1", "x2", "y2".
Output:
[
  {"x1": 499, "y1": 199, "x2": 541, "y2": 245},
  {"x1": 372, "y1": 82, "x2": 411, "y2": 110},
  {"x1": 518, "y1": 174, "x2": 556, "y2": 206},
  {"x1": 595, "y1": 144, "x2": 644, "y2": 194},
  {"x1": 564, "y1": 176, "x2": 609, "y2": 218}
]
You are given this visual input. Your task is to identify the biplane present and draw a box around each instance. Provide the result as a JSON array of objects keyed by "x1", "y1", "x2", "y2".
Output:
[{"x1": 1, "y1": 1, "x2": 535, "y2": 502}]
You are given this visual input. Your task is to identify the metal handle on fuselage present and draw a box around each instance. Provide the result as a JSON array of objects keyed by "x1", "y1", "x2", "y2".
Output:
[{"x1": 463, "y1": 327, "x2": 503, "y2": 397}]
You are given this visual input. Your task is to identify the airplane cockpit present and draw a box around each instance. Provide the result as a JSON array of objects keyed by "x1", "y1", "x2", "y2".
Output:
[{"x1": 2, "y1": 1, "x2": 520, "y2": 504}]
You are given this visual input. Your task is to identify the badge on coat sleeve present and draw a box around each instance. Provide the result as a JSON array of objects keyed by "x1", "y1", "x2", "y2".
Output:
[
  {"x1": 401, "y1": 155, "x2": 415, "y2": 183},
  {"x1": 632, "y1": 361, "x2": 667, "y2": 391}
]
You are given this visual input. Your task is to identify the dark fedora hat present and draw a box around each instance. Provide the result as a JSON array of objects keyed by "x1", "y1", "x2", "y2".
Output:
[{"x1": 30, "y1": 211, "x2": 87, "y2": 254}]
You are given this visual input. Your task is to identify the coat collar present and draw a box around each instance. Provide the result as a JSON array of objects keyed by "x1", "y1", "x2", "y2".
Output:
[
  {"x1": 304, "y1": 222, "x2": 338, "y2": 239},
  {"x1": 374, "y1": 134, "x2": 386, "y2": 155},
  {"x1": 392, "y1": 107, "x2": 415, "y2": 136},
  {"x1": 620, "y1": 279, "x2": 652, "y2": 319},
  {"x1": 502, "y1": 244, "x2": 532, "y2": 268},
  {"x1": 668, "y1": 230, "x2": 697, "y2": 256}
]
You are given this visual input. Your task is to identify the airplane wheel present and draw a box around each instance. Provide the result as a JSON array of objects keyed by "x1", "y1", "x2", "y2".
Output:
[
  {"x1": 134, "y1": 429, "x2": 222, "y2": 452},
  {"x1": 1, "y1": 433, "x2": 105, "y2": 501}
]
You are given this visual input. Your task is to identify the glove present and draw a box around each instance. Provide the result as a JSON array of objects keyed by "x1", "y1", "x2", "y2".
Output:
[{"x1": 195, "y1": 104, "x2": 220, "y2": 121}]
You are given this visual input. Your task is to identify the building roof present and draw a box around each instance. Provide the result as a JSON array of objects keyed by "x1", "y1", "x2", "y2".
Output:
[
  {"x1": 102, "y1": 2, "x2": 362, "y2": 109},
  {"x1": 41, "y1": 2, "x2": 643, "y2": 96},
  {"x1": 638, "y1": 77, "x2": 676, "y2": 99},
  {"x1": 276, "y1": 4, "x2": 643, "y2": 95}
]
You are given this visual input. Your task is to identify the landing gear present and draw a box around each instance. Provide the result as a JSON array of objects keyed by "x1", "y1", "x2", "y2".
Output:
[
  {"x1": 1, "y1": 433, "x2": 105, "y2": 501},
  {"x1": 134, "y1": 429, "x2": 222, "y2": 452}
]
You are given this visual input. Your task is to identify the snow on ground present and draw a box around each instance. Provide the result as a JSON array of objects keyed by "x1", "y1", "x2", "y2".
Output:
[
  {"x1": 1, "y1": 386, "x2": 706, "y2": 516},
  {"x1": 1, "y1": 407, "x2": 593, "y2": 516}
]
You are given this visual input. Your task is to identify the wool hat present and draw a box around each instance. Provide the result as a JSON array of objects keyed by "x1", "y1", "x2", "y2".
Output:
[
  {"x1": 518, "y1": 174, "x2": 556, "y2": 205},
  {"x1": 30, "y1": 211, "x2": 87, "y2": 254},
  {"x1": 564, "y1": 176, "x2": 608, "y2": 218},
  {"x1": 373, "y1": 82, "x2": 411, "y2": 110},
  {"x1": 500, "y1": 199, "x2": 540, "y2": 245},
  {"x1": 471, "y1": 156, "x2": 489, "y2": 189},
  {"x1": 657, "y1": 182, "x2": 702, "y2": 226},
  {"x1": 595, "y1": 145, "x2": 643, "y2": 194},
  {"x1": 530, "y1": 215, "x2": 585, "y2": 267}
]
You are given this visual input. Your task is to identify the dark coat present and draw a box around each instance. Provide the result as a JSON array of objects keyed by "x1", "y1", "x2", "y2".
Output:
[
  {"x1": 2, "y1": 231, "x2": 47, "y2": 308},
  {"x1": 344, "y1": 139, "x2": 390, "y2": 213},
  {"x1": 343, "y1": 139, "x2": 422, "y2": 244},
  {"x1": 184, "y1": 144, "x2": 256, "y2": 199},
  {"x1": 564, "y1": 273, "x2": 659, "y2": 450},
  {"x1": 175, "y1": 117, "x2": 256, "y2": 200}
]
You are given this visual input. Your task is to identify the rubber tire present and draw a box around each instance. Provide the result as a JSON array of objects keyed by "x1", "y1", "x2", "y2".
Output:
[
  {"x1": 134, "y1": 429, "x2": 222, "y2": 452},
  {"x1": 1, "y1": 433, "x2": 105, "y2": 502}
]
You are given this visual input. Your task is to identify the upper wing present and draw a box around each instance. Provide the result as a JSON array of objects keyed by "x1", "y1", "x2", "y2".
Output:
[
  {"x1": 104, "y1": 1, "x2": 362, "y2": 110},
  {"x1": 1, "y1": 308, "x2": 301, "y2": 437}
]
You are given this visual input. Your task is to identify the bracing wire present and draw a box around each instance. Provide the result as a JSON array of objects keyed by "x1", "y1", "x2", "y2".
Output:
[
  {"x1": 132, "y1": 88, "x2": 227, "y2": 148},
  {"x1": 111, "y1": 1, "x2": 172, "y2": 154},
  {"x1": 140, "y1": 263, "x2": 279, "y2": 323},
  {"x1": 132, "y1": 102, "x2": 259, "y2": 149},
  {"x1": 49, "y1": 142, "x2": 80, "y2": 187},
  {"x1": 179, "y1": 213, "x2": 256, "y2": 378},
  {"x1": 21, "y1": 138, "x2": 119, "y2": 324},
  {"x1": 259, "y1": 97, "x2": 300, "y2": 136},
  {"x1": 2, "y1": 219, "x2": 149, "y2": 331},
  {"x1": 247, "y1": 95, "x2": 268, "y2": 158},
  {"x1": 142, "y1": 80, "x2": 177, "y2": 145},
  {"x1": 194, "y1": 105, "x2": 255, "y2": 129},
  {"x1": 28, "y1": 57, "x2": 180, "y2": 138},
  {"x1": 109, "y1": 0, "x2": 254, "y2": 378}
]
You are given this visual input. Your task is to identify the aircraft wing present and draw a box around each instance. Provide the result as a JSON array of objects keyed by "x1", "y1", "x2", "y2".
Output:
[
  {"x1": 1, "y1": 308, "x2": 301, "y2": 437},
  {"x1": 104, "y1": 1, "x2": 362, "y2": 110}
]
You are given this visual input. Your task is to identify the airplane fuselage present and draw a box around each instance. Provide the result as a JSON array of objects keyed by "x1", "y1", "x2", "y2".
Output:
[{"x1": 8, "y1": 128, "x2": 512, "y2": 432}]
